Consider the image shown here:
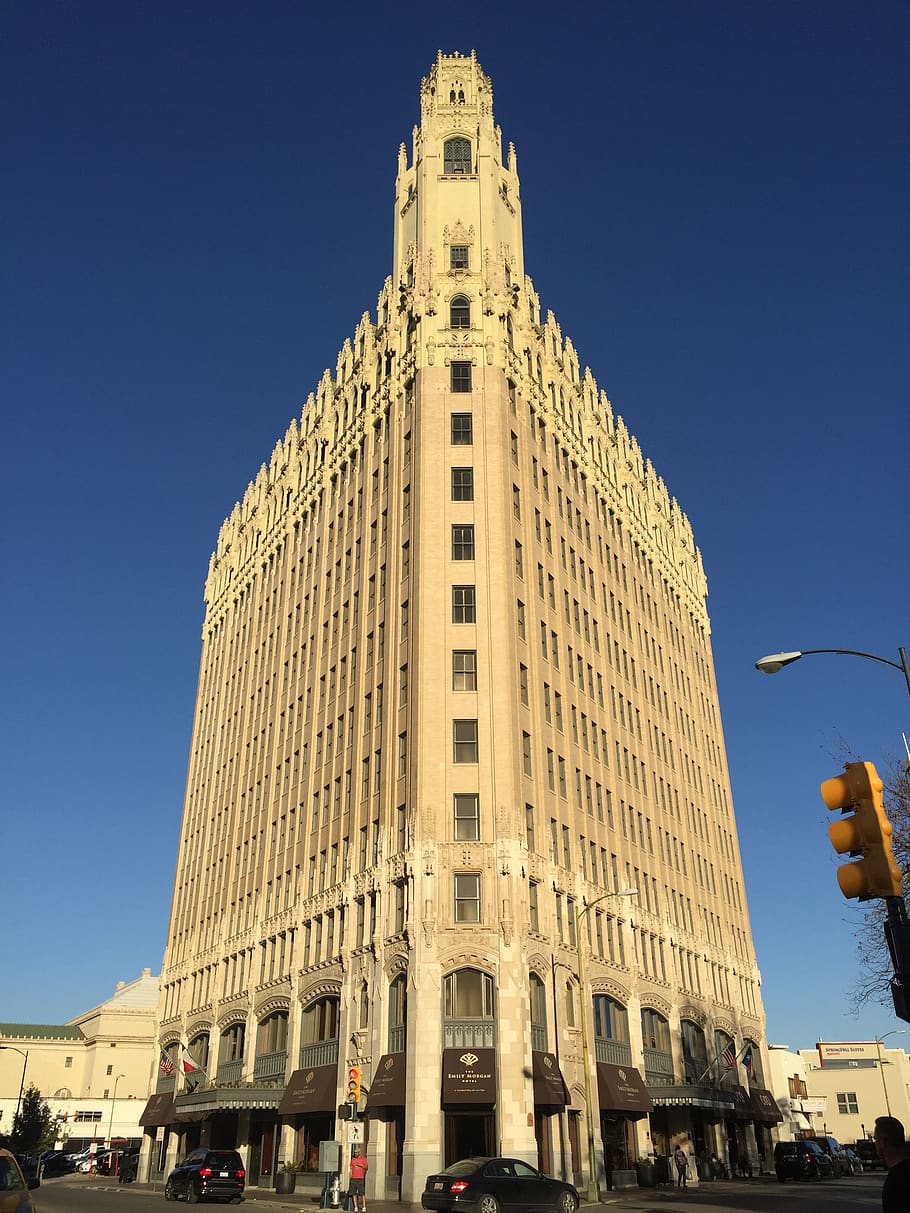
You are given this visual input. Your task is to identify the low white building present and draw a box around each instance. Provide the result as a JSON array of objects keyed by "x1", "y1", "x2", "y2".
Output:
[
  {"x1": 0, "y1": 968, "x2": 159, "y2": 1151},
  {"x1": 766, "y1": 1040, "x2": 910, "y2": 1147}
]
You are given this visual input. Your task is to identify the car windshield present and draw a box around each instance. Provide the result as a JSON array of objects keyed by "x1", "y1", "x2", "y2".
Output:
[{"x1": 207, "y1": 1152, "x2": 242, "y2": 1167}]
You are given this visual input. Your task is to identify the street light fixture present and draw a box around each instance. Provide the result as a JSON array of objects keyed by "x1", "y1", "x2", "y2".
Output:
[
  {"x1": 108, "y1": 1074, "x2": 126, "y2": 1166},
  {"x1": 875, "y1": 1030, "x2": 905, "y2": 1116},
  {"x1": 0, "y1": 1046, "x2": 29, "y2": 1139},
  {"x1": 575, "y1": 887, "x2": 638, "y2": 1202},
  {"x1": 754, "y1": 647, "x2": 910, "y2": 699}
]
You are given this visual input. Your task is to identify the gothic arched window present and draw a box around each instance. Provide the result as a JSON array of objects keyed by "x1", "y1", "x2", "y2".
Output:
[
  {"x1": 450, "y1": 295, "x2": 470, "y2": 328},
  {"x1": 444, "y1": 137, "x2": 472, "y2": 175}
]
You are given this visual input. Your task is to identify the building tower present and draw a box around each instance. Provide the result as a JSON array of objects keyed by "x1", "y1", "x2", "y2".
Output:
[{"x1": 149, "y1": 52, "x2": 774, "y2": 1201}]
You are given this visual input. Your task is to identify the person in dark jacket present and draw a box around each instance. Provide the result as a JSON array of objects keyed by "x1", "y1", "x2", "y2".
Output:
[{"x1": 875, "y1": 1116, "x2": 910, "y2": 1212}]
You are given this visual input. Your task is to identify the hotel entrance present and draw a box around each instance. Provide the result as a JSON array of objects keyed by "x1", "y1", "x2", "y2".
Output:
[{"x1": 444, "y1": 1110, "x2": 495, "y2": 1164}]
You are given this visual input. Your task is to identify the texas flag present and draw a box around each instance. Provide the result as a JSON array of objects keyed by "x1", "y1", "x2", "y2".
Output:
[
  {"x1": 741, "y1": 1046, "x2": 756, "y2": 1081},
  {"x1": 181, "y1": 1048, "x2": 204, "y2": 1075}
]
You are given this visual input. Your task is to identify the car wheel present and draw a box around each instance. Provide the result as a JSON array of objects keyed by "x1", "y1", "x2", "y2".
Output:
[
  {"x1": 555, "y1": 1191, "x2": 577, "y2": 1213},
  {"x1": 164, "y1": 1181, "x2": 176, "y2": 1201},
  {"x1": 186, "y1": 1182, "x2": 200, "y2": 1203},
  {"x1": 478, "y1": 1195, "x2": 499, "y2": 1213}
]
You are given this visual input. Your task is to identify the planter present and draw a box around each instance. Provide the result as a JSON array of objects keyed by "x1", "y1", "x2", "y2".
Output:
[
  {"x1": 635, "y1": 1162, "x2": 657, "y2": 1188},
  {"x1": 275, "y1": 1171, "x2": 297, "y2": 1195}
]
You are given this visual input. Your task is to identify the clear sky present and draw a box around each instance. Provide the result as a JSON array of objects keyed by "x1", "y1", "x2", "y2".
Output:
[{"x1": 3, "y1": 1, "x2": 907, "y2": 1053}]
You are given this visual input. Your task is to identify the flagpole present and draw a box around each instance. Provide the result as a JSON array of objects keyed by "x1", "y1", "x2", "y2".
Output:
[{"x1": 695, "y1": 1042, "x2": 737, "y2": 1086}]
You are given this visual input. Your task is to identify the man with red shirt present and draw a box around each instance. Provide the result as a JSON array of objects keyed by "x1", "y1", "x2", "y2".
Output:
[{"x1": 349, "y1": 1147, "x2": 368, "y2": 1212}]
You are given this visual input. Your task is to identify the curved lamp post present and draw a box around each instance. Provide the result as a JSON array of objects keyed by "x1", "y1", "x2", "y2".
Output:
[
  {"x1": 754, "y1": 647, "x2": 910, "y2": 699},
  {"x1": 875, "y1": 1030, "x2": 905, "y2": 1116},
  {"x1": 0, "y1": 1046, "x2": 28, "y2": 1138},
  {"x1": 108, "y1": 1073, "x2": 126, "y2": 1169},
  {"x1": 575, "y1": 887, "x2": 638, "y2": 1202}
]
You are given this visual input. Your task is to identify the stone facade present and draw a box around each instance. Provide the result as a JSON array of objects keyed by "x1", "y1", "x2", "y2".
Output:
[{"x1": 153, "y1": 52, "x2": 770, "y2": 1200}]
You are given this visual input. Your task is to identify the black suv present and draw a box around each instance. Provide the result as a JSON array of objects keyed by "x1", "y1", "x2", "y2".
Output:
[
  {"x1": 805, "y1": 1135, "x2": 851, "y2": 1177},
  {"x1": 773, "y1": 1139, "x2": 833, "y2": 1182},
  {"x1": 853, "y1": 1139, "x2": 884, "y2": 1171},
  {"x1": 165, "y1": 1148, "x2": 245, "y2": 1203}
]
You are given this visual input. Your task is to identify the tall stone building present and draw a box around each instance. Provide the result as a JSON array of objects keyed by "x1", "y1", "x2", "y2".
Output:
[{"x1": 148, "y1": 51, "x2": 775, "y2": 1200}]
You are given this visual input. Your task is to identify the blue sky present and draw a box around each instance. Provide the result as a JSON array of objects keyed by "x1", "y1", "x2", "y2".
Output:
[{"x1": 2, "y1": 1, "x2": 907, "y2": 1053}]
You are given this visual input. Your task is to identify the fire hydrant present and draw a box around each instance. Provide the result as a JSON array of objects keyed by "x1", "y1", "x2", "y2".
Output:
[{"x1": 329, "y1": 1173, "x2": 342, "y2": 1207}]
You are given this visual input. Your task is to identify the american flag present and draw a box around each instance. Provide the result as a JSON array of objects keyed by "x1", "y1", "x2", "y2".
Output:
[
  {"x1": 722, "y1": 1040, "x2": 737, "y2": 1069},
  {"x1": 159, "y1": 1051, "x2": 175, "y2": 1076}
]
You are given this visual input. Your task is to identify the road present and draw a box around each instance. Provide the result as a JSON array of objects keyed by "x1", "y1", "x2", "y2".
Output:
[{"x1": 31, "y1": 1173, "x2": 885, "y2": 1213}]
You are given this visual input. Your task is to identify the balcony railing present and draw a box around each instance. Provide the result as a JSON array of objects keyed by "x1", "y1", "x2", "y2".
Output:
[
  {"x1": 643, "y1": 1046, "x2": 674, "y2": 1084},
  {"x1": 531, "y1": 1025, "x2": 548, "y2": 1053},
  {"x1": 216, "y1": 1059, "x2": 244, "y2": 1086},
  {"x1": 253, "y1": 1050, "x2": 288, "y2": 1081},
  {"x1": 443, "y1": 1019, "x2": 495, "y2": 1050},
  {"x1": 388, "y1": 1025, "x2": 406, "y2": 1054},
  {"x1": 299, "y1": 1039, "x2": 339, "y2": 1070},
  {"x1": 594, "y1": 1037, "x2": 632, "y2": 1066}
]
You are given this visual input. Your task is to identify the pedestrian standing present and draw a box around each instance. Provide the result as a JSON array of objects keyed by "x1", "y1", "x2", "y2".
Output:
[
  {"x1": 674, "y1": 1144, "x2": 688, "y2": 1188},
  {"x1": 349, "y1": 1147, "x2": 369, "y2": 1213},
  {"x1": 875, "y1": 1116, "x2": 910, "y2": 1212}
]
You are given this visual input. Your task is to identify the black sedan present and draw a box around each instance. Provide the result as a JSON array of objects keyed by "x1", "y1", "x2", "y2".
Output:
[{"x1": 422, "y1": 1157, "x2": 578, "y2": 1213}]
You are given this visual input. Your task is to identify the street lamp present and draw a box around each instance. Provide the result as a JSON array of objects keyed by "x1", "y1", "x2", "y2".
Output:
[
  {"x1": 754, "y1": 647, "x2": 910, "y2": 699},
  {"x1": 875, "y1": 1030, "x2": 905, "y2": 1116},
  {"x1": 108, "y1": 1074, "x2": 126, "y2": 1165},
  {"x1": 0, "y1": 1046, "x2": 29, "y2": 1138},
  {"x1": 575, "y1": 887, "x2": 638, "y2": 1202}
]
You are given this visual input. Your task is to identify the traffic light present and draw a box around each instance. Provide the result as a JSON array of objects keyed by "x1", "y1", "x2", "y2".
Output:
[
  {"x1": 347, "y1": 1066, "x2": 362, "y2": 1105},
  {"x1": 821, "y1": 760, "x2": 903, "y2": 899}
]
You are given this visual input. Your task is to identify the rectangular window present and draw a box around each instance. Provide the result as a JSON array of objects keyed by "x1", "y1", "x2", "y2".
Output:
[
  {"x1": 519, "y1": 662, "x2": 529, "y2": 705},
  {"x1": 522, "y1": 730, "x2": 533, "y2": 776},
  {"x1": 836, "y1": 1092, "x2": 859, "y2": 1114},
  {"x1": 452, "y1": 585, "x2": 476, "y2": 622},
  {"x1": 453, "y1": 719, "x2": 479, "y2": 763},
  {"x1": 529, "y1": 880, "x2": 540, "y2": 932},
  {"x1": 451, "y1": 413, "x2": 473, "y2": 444},
  {"x1": 451, "y1": 361, "x2": 472, "y2": 392},
  {"x1": 454, "y1": 793, "x2": 480, "y2": 841},
  {"x1": 525, "y1": 803, "x2": 536, "y2": 852},
  {"x1": 450, "y1": 244, "x2": 469, "y2": 270},
  {"x1": 452, "y1": 525, "x2": 475, "y2": 560},
  {"x1": 453, "y1": 649, "x2": 478, "y2": 690},
  {"x1": 451, "y1": 467, "x2": 474, "y2": 500},
  {"x1": 454, "y1": 872, "x2": 481, "y2": 922}
]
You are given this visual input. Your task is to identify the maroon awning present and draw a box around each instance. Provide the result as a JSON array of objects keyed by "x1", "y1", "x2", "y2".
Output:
[
  {"x1": 138, "y1": 1093, "x2": 177, "y2": 1127},
  {"x1": 596, "y1": 1063, "x2": 653, "y2": 1118},
  {"x1": 532, "y1": 1052, "x2": 569, "y2": 1106},
  {"x1": 442, "y1": 1048, "x2": 496, "y2": 1104},
  {"x1": 750, "y1": 1086, "x2": 783, "y2": 1123},
  {"x1": 278, "y1": 1066, "x2": 337, "y2": 1115},
  {"x1": 368, "y1": 1054, "x2": 406, "y2": 1108}
]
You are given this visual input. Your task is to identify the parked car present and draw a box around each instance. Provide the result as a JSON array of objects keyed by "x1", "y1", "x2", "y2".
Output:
[
  {"x1": 804, "y1": 1135, "x2": 851, "y2": 1177},
  {"x1": 0, "y1": 1148, "x2": 40, "y2": 1212},
  {"x1": 164, "y1": 1148, "x2": 245, "y2": 1203},
  {"x1": 38, "y1": 1151, "x2": 75, "y2": 1176},
  {"x1": 844, "y1": 1147, "x2": 863, "y2": 1173},
  {"x1": 852, "y1": 1138, "x2": 884, "y2": 1171},
  {"x1": 422, "y1": 1157, "x2": 579, "y2": 1213},
  {"x1": 773, "y1": 1139, "x2": 833, "y2": 1182}
]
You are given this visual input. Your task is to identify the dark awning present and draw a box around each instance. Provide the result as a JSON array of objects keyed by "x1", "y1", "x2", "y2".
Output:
[
  {"x1": 727, "y1": 1085, "x2": 754, "y2": 1121},
  {"x1": 367, "y1": 1054, "x2": 406, "y2": 1109},
  {"x1": 596, "y1": 1063, "x2": 653, "y2": 1118},
  {"x1": 442, "y1": 1048, "x2": 496, "y2": 1104},
  {"x1": 138, "y1": 1093, "x2": 176, "y2": 1127},
  {"x1": 278, "y1": 1066, "x2": 338, "y2": 1115},
  {"x1": 532, "y1": 1052, "x2": 569, "y2": 1107},
  {"x1": 750, "y1": 1087, "x2": 784, "y2": 1123}
]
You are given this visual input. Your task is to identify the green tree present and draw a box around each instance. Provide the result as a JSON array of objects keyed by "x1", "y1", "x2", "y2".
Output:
[
  {"x1": 848, "y1": 754, "x2": 910, "y2": 1012},
  {"x1": 11, "y1": 1084, "x2": 56, "y2": 1153}
]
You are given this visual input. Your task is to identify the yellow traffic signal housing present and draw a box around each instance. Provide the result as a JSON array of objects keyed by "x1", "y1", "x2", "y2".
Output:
[
  {"x1": 821, "y1": 760, "x2": 903, "y2": 900},
  {"x1": 347, "y1": 1065, "x2": 362, "y2": 1105}
]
